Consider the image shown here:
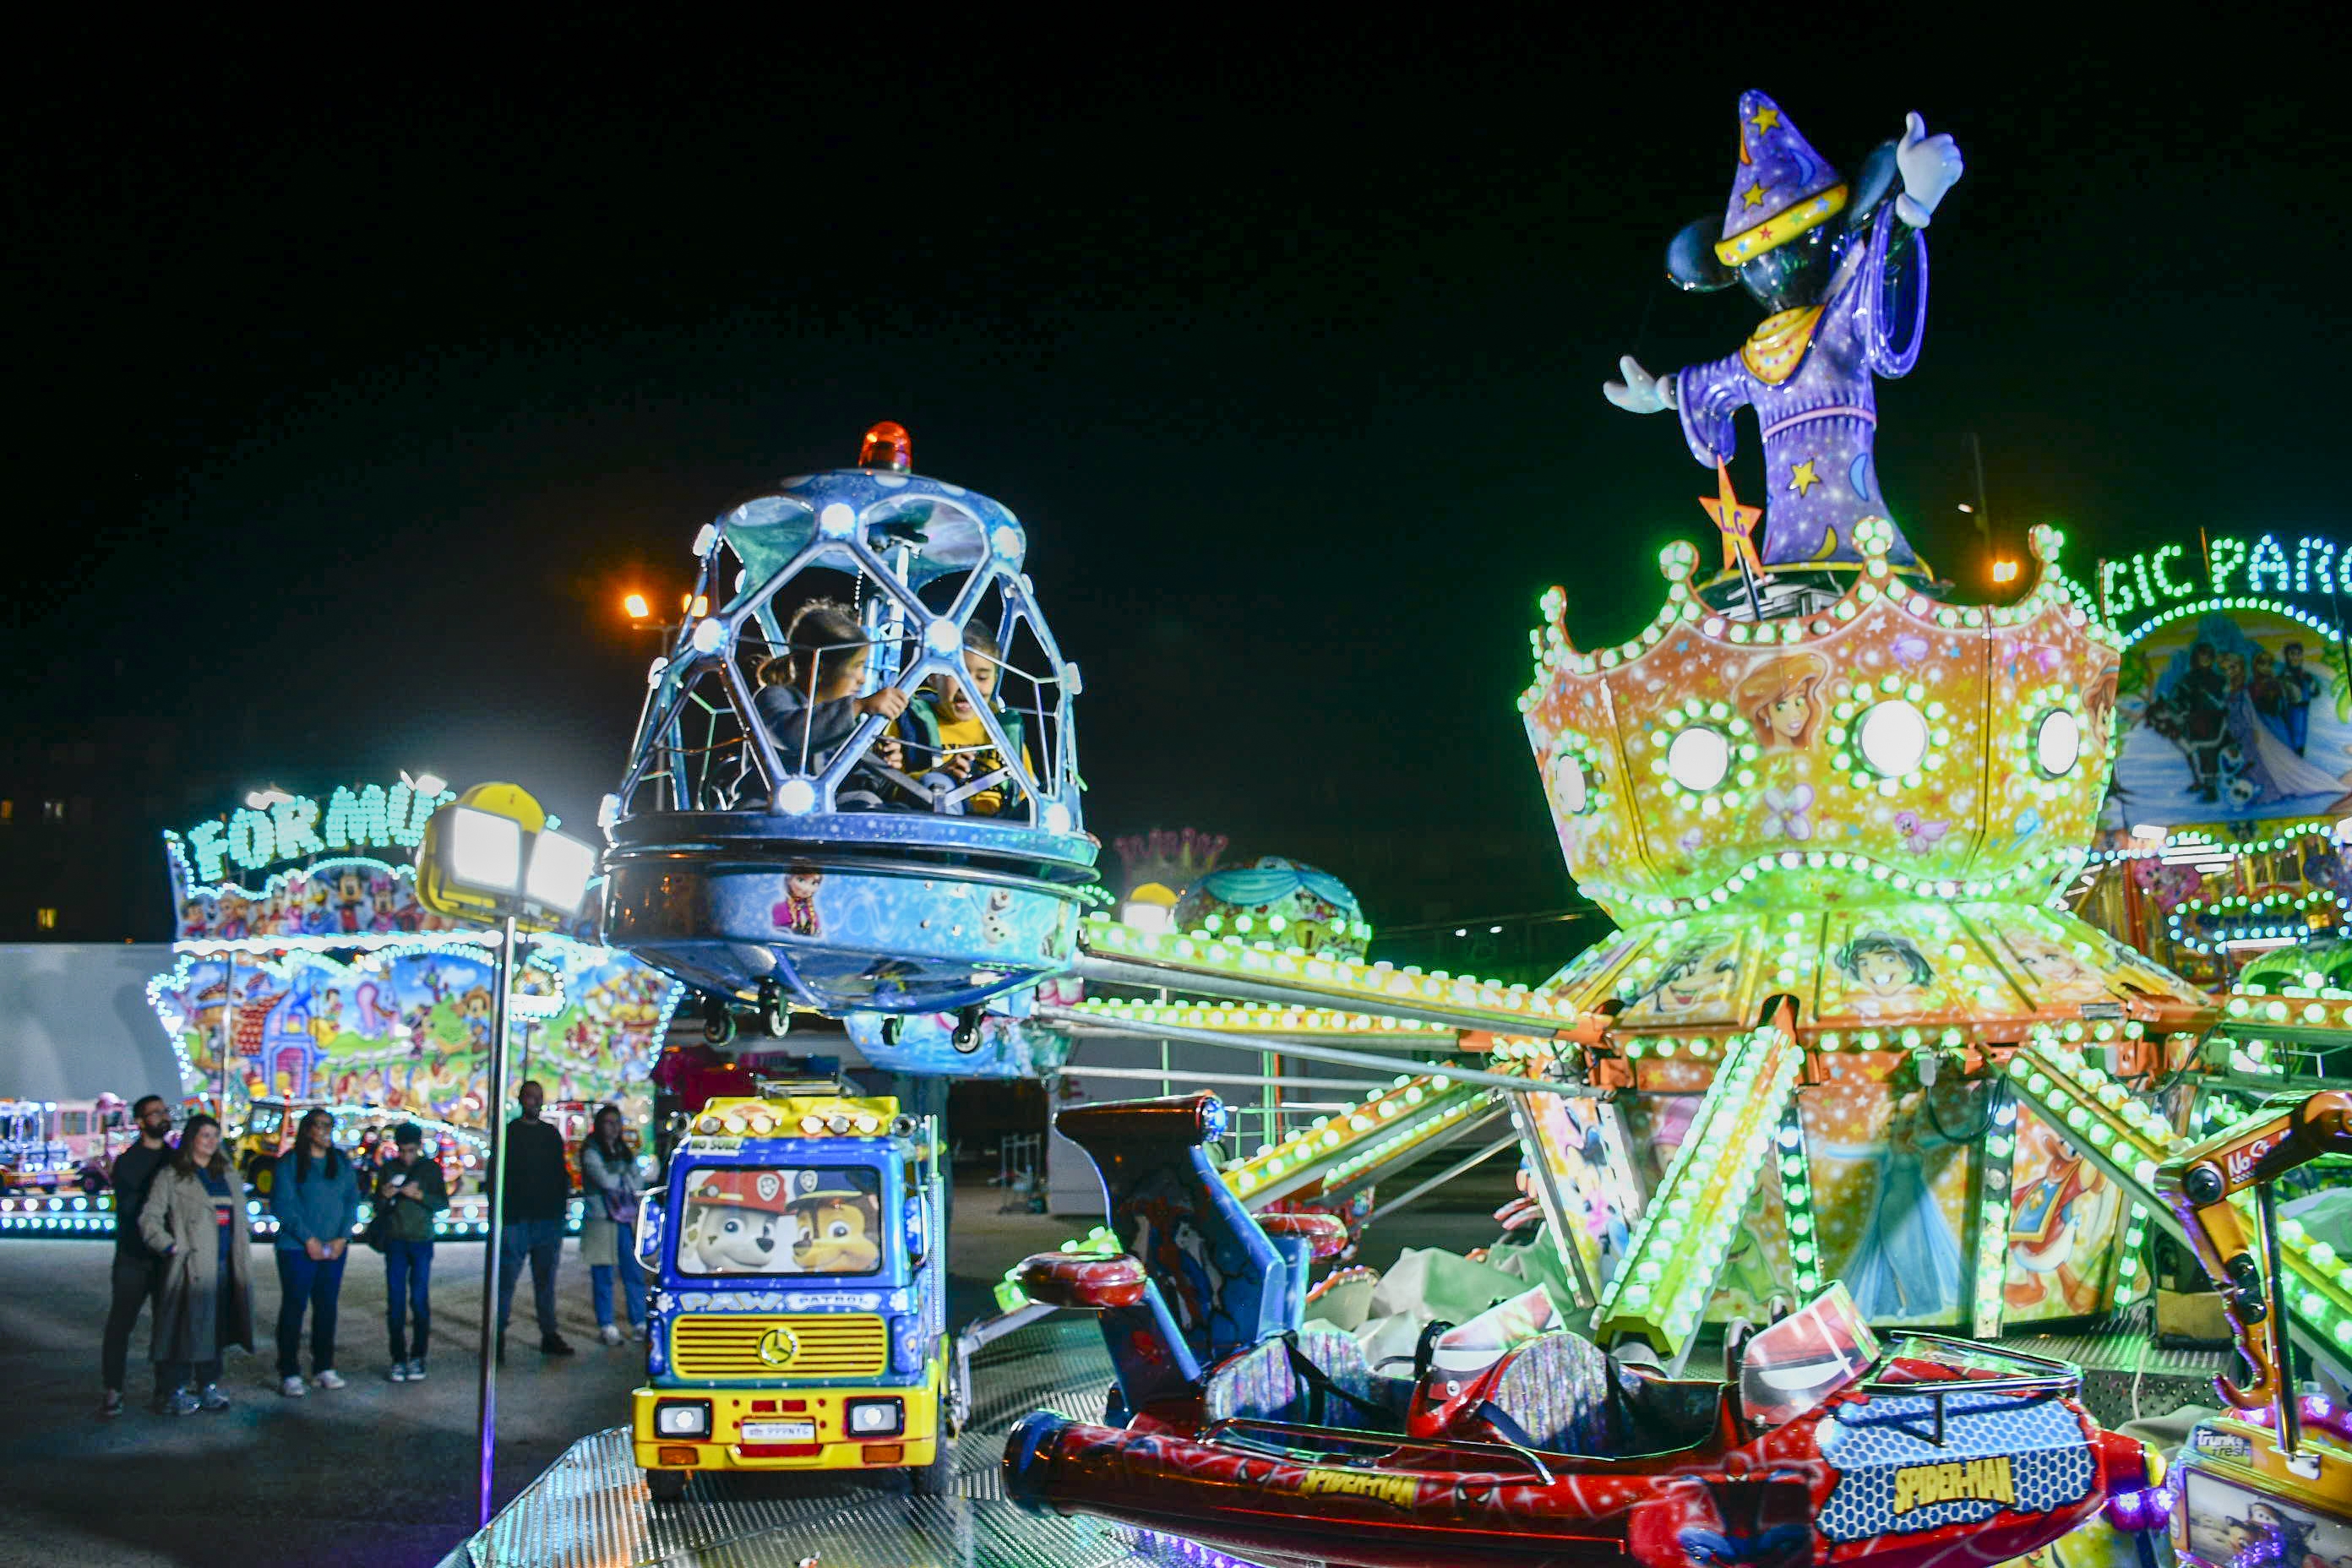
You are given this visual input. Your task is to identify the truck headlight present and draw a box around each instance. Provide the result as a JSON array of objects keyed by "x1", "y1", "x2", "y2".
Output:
[
  {"x1": 847, "y1": 1397, "x2": 903, "y2": 1436},
  {"x1": 653, "y1": 1400, "x2": 711, "y2": 1439}
]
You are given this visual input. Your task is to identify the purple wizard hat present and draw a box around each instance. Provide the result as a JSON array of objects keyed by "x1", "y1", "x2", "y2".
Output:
[{"x1": 1715, "y1": 91, "x2": 1848, "y2": 267}]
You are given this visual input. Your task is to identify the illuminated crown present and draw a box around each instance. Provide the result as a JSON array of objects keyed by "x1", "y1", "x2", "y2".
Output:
[{"x1": 1522, "y1": 522, "x2": 2121, "y2": 919}]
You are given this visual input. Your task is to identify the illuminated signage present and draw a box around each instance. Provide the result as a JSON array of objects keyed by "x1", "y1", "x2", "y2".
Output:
[
  {"x1": 174, "y1": 781, "x2": 458, "y2": 884},
  {"x1": 2102, "y1": 534, "x2": 2351, "y2": 625}
]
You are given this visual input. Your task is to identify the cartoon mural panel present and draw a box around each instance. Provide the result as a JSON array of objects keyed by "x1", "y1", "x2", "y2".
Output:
[
  {"x1": 2114, "y1": 607, "x2": 2352, "y2": 828},
  {"x1": 1804, "y1": 1056, "x2": 1976, "y2": 1327},
  {"x1": 151, "y1": 938, "x2": 680, "y2": 1128}
]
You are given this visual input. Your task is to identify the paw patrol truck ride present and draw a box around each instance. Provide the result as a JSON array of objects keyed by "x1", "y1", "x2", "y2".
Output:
[{"x1": 630, "y1": 1088, "x2": 950, "y2": 1500}]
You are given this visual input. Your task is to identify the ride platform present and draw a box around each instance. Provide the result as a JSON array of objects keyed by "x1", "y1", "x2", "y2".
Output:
[{"x1": 437, "y1": 1317, "x2": 1198, "y2": 1568}]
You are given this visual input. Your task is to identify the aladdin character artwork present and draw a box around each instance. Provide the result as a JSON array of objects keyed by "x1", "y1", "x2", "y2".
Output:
[
  {"x1": 1994, "y1": 924, "x2": 2120, "y2": 1007},
  {"x1": 2113, "y1": 607, "x2": 2352, "y2": 827},
  {"x1": 1818, "y1": 927, "x2": 1952, "y2": 1021},
  {"x1": 1615, "y1": 934, "x2": 1745, "y2": 1025}
]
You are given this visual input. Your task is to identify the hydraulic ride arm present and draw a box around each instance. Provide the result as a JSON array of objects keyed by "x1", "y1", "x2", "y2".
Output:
[{"x1": 2156, "y1": 1089, "x2": 2352, "y2": 1426}]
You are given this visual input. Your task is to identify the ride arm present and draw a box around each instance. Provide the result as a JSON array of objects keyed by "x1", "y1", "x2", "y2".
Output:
[{"x1": 2156, "y1": 1089, "x2": 2352, "y2": 1407}]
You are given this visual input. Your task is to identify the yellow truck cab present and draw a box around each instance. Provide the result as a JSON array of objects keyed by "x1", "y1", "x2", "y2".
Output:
[{"x1": 630, "y1": 1088, "x2": 950, "y2": 1500}]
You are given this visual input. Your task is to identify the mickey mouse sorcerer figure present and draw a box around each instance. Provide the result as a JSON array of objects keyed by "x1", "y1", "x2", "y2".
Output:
[{"x1": 1606, "y1": 93, "x2": 1964, "y2": 573}]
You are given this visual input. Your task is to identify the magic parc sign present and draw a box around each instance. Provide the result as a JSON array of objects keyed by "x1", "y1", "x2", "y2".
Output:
[
  {"x1": 174, "y1": 780, "x2": 459, "y2": 885},
  {"x1": 2102, "y1": 534, "x2": 2352, "y2": 629}
]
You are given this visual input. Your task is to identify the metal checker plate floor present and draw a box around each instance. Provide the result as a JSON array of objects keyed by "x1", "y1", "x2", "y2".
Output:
[{"x1": 439, "y1": 1318, "x2": 1230, "y2": 1568}]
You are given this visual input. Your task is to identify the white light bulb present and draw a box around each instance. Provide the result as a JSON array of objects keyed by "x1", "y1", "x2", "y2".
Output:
[
  {"x1": 2034, "y1": 709, "x2": 2081, "y2": 777},
  {"x1": 819, "y1": 503, "x2": 858, "y2": 538},
  {"x1": 1857, "y1": 700, "x2": 1929, "y2": 777},
  {"x1": 689, "y1": 618, "x2": 727, "y2": 654},
  {"x1": 776, "y1": 779, "x2": 817, "y2": 815},
  {"x1": 1043, "y1": 802, "x2": 1072, "y2": 836},
  {"x1": 1666, "y1": 727, "x2": 1729, "y2": 793},
  {"x1": 923, "y1": 619, "x2": 961, "y2": 656}
]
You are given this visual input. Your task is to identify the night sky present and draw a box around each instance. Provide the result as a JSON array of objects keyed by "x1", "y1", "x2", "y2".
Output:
[{"x1": 10, "y1": 33, "x2": 2344, "y2": 926}]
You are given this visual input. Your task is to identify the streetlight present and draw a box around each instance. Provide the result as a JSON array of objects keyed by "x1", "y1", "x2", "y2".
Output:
[
  {"x1": 623, "y1": 591, "x2": 651, "y2": 621},
  {"x1": 1990, "y1": 558, "x2": 2020, "y2": 585},
  {"x1": 416, "y1": 782, "x2": 597, "y2": 1528}
]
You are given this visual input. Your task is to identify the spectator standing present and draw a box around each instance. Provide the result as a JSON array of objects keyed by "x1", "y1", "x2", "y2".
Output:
[
  {"x1": 579, "y1": 1104, "x2": 647, "y2": 1346},
  {"x1": 269, "y1": 1107, "x2": 359, "y2": 1396},
  {"x1": 137, "y1": 1113, "x2": 254, "y2": 1414},
  {"x1": 377, "y1": 1123, "x2": 449, "y2": 1383},
  {"x1": 98, "y1": 1094, "x2": 177, "y2": 1418},
  {"x1": 496, "y1": 1080, "x2": 576, "y2": 1358}
]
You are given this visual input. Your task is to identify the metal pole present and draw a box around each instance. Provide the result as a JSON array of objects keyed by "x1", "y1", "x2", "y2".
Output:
[
  {"x1": 218, "y1": 948, "x2": 234, "y2": 1117},
  {"x1": 476, "y1": 913, "x2": 517, "y2": 1527}
]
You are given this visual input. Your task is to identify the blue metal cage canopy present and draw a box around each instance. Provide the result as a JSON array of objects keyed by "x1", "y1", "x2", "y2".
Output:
[{"x1": 600, "y1": 424, "x2": 1098, "y2": 1015}]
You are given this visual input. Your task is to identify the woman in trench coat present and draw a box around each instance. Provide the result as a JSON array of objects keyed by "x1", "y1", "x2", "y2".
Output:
[{"x1": 138, "y1": 1113, "x2": 256, "y2": 1414}]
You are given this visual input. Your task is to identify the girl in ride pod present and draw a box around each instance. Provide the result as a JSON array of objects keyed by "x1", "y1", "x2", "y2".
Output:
[
  {"x1": 752, "y1": 599, "x2": 910, "y2": 806},
  {"x1": 579, "y1": 1104, "x2": 647, "y2": 1346},
  {"x1": 138, "y1": 1113, "x2": 255, "y2": 1415},
  {"x1": 269, "y1": 1107, "x2": 360, "y2": 1397}
]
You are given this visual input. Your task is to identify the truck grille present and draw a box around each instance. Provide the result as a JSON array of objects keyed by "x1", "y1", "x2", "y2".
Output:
[{"x1": 668, "y1": 1314, "x2": 888, "y2": 1379}]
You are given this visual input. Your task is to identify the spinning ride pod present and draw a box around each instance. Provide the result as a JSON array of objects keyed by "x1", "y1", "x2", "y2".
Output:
[{"x1": 602, "y1": 424, "x2": 1098, "y2": 1018}]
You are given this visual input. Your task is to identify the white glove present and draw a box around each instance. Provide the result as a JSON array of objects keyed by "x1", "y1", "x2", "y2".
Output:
[
  {"x1": 1603, "y1": 355, "x2": 1677, "y2": 415},
  {"x1": 1894, "y1": 112, "x2": 1963, "y2": 227}
]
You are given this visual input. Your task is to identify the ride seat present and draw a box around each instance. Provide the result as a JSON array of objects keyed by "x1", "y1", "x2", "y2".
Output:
[
  {"x1": 1481, "y1": 1334, "x2": 1729, "y2": 1456},
  {"x1": 1478, "y1": 1331, "x2": 1632, "y2": 1456},
  {"x1": 1202, "y1": 1325, "x2": 1412, "y2": 1432}
]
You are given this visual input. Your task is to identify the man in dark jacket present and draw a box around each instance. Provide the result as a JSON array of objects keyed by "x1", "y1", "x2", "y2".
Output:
[
  {"x1": 495, "y1": 1081, "x2": 574, "y2": 1356},
  {"x1": 99, "y1": 1095, "x2": 177, "y2": 1417}
]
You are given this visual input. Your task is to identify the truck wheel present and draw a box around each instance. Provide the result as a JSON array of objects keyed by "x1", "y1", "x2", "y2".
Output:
[
  {"x1": 643, "y1": 1468, "x2": 687, "y2": 1503},
  {"x1": 909, "y1": 1396, "x2": 954, "y2": 1496}
]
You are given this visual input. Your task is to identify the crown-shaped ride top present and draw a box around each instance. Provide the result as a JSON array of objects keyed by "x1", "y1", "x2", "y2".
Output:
[{"x1": 1522, "y1": 523, "x2": 2120, "y2": 921}]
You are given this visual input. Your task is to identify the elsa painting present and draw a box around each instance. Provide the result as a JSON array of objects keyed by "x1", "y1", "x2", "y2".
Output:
[{"x1": 1820, "y1": 1064, "x2": 1964, "y2": 1321}]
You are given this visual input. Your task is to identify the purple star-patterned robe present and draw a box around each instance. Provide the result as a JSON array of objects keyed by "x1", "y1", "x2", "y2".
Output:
[{"x1": 1674, "y1": 205, "x2": 1927, "y2": 569}]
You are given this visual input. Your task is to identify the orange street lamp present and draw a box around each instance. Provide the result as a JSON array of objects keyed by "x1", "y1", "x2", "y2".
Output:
[
  {"x1": 623, "y1": 591, "x2": 651, "y2": 620},
  {"x1": 1990, "y1": 558, "x2": 2020, "y2": 585}
]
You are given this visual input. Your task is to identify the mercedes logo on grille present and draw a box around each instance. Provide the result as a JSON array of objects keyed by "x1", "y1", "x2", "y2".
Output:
[{"x1": 756, "y1": 1326, "x2": 800, "y2": 1367}]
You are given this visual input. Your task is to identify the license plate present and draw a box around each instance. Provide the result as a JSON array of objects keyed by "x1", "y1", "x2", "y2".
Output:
[{"x1": 742, "y1": 1420, "x2": 816, "y2": 1442}]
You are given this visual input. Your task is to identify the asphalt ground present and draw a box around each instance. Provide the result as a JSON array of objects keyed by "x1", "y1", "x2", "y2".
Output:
[{"x1": 0, "y1": 1166, "x2": 1511, "y2": 1568}]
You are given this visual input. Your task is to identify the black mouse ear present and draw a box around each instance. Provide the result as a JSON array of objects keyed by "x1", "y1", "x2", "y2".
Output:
[
  {"x1": 1666, "y1": 216, "x2": 1738, "y2": 293},
  {"x1": 1852, "y1": 140, "x2": 1899, "y2": 218}
]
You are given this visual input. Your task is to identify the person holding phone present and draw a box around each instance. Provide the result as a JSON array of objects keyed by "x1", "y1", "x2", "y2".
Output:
[{"x1": 376, "y1": 1123, "x2": 448, "y2": 1382}]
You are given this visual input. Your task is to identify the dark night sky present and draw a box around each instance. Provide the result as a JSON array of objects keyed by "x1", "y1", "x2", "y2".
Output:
[{"x1": 8, "y1": 30, "x2": 2345, "y2": 925}]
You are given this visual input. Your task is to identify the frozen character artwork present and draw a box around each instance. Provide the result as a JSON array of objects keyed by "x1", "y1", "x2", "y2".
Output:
[
  {"x1": 772, "y1": 866, "x2": 822, "y2": 938},
  {"x1": 2148, "y1": 642, "x2": 2236, "y2": 803},
  {"x1": 2280, "y1": 641, "x2": 2326, "y2": 754},
  {"x1": 1736, "y1": 651, "x2": 1830, "y2": 749},
  {"x1": 1817, "y1": 1062, "x2": 1964, "y2": 1322},
  {"x1": 675, "y1": 1168, "x2": 804, "y2": 1276},
  {"x1": 1829, "y1": 930, "x2": 1934, "y2": 1019},
  {"x1": 2005, "y1": 1116, "x2": 2115, "y2": 1316},
  {"x1": 981, "y1": 887, "x2": 1014, "y2": 945},
  {"x1": 1603, "y1": 93, "x2": 1963, "y2": 572},
  {"x1": 1996, "y1": 928, "x2": 2114, "y2": 1006},
  {"x1": 1618, "y1": 939, "x2": 1741, "y2": 1022},
  {"x1": 2224, "y1": 651, "x2": 2348, "y2": 807}
]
